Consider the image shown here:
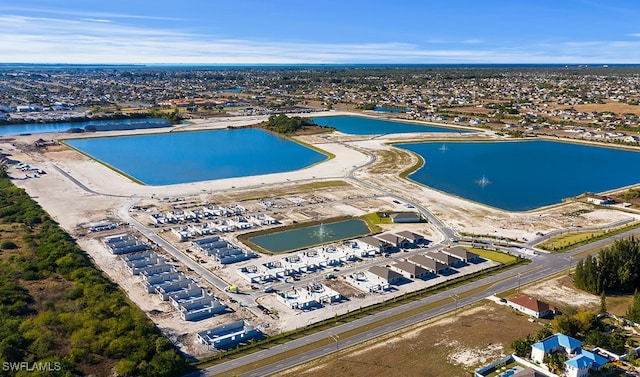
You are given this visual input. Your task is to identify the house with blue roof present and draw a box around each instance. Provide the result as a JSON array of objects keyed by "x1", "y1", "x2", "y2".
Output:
[
  {"x1": 531, "y1": 333, "x2": 581, "y2": 363},
  {"x1": 531, "y1": 333, "x2": 609, "y2": 377}
]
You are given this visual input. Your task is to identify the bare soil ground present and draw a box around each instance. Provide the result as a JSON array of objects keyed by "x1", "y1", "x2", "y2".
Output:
[
  {"x1": 557, "y1": 102, "x2": 640, "y2": 116},
  {"x1": 521, "y1": 274, "x2": 634, "y2": 317},
  {"x1": 520, "y1": 274, "x2": 600, "y2": 310},
  {"x1": 277, "y1": 303, "x2": 541, "y2": 377},
  {"x1": 4, "y1": 111, "x2": 637, "y2": 362}
]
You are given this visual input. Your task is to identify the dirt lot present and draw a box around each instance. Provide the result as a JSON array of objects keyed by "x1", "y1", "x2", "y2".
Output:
[
  {"x1": 522, "y1": 274, "x2": 634, "y2": 317},
  {"x1": 276, "y1": 273, "x2": 630, "y2": 377},
  {"x1": 560, "y1": 102, "x2": 640, "y2": 116},
  {"x1": 278, "y1": 303, "x2": 541, "y2": 377}
]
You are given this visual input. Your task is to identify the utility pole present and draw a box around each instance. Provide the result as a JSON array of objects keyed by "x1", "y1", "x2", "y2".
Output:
[
  {"x1": 517, "y1": 273, "x2": 521, "y2": 293},
  {"x1": 330, "y1": 334, "x2": 340, "y2": 361}
]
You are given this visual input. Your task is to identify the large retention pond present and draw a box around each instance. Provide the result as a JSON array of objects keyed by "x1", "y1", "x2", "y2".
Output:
[
  {"x1": 399, "y1": 140, "x2": 640, "y2": 211},
  {"x1": 65, "y1": 128, "x2": 327, "y2": 185},
  {"x1": 312, "y1": 115, "x2": 470, "y2": 135},
  {"x1": 248, "y1": 219, "x2": 370, "y2": 253},
  {"x1": 0, "y1": 118, "x2": 170, "y2": 136}
]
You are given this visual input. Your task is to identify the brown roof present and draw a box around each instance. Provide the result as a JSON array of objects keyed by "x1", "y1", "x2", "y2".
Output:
[{"x1": 509, "y1": 294, "x2": 554, "y2": 314}]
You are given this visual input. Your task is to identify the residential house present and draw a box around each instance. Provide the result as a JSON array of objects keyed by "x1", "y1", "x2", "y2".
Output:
[
  {"x1": 586, "y1": 194, "x2": 615, "y2": 205},
  {"x1": 389, "y1": 260, "x2": 431, "y2": 279},
  {"x1": 443, "y1": 246, "x2": 480, "y2": 264},
  {"x1": 389, "y1": 212, "x2": 422, "y2": 223},
  {"x1": 507, "y1": 294, "x2": 556, "y2": 318},
  {"x1": 407, "y1": 254, "x2": 448, "y2": 274},
  {"x1": 197, "y1": 320, "x2": 263, "y2": 350},
  {"x1": 376, "y1": 233, "x2": 411, "y2": 249},
  {"x1": 355, "y1": 236, "x2": 392, "y2": 254},
  {"x1": 368, "y1": 265, "x2": 404, "y2": 284},
  {"x1": 531, "y1": 333, "x2": 608, "y2": 377},
  {"x1": 426, "y1": 251, "x2": 463, "y2": 268},
  {"x1": 394, "y1": 230, "x2": 426, "y2": 246}
]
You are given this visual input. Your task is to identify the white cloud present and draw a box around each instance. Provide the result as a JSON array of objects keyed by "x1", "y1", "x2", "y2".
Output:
[
  {"x1": 1, "y1": 14, "x2": 640, "y2": 64},
  {"x1": 81, "y1": 18, "x2": 113, "y2": 23},
  {"x1": 0, "y1": 6, "x2": 181, "y2": 21}
]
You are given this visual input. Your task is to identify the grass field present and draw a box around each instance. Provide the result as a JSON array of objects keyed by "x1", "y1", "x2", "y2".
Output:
[
  {"x1": 537, "y1": 230, "x2": 606, "y2": 251},
  {"x1": 362, "y1": 212, "x2": 393, "y2": 225},
  {"x1": 468, "y1": 248, "x2": 518, "y2": 264},
  {"x1": 277, "y1": 302, "x2": 541, "y2": 377},
  {"x1": 538, "y1": 222, "x2": 640, "y2": 252}
]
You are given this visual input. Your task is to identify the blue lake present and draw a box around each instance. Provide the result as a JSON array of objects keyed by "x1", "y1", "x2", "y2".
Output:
[
  {"x1": 218, "y1": 87, "x2": 244, "y2": 93},
  {"x1": 311, "y1": 115, "x2": 470, "y2": 135},
  {"x1": 65, "y1": 128, "x2": 327, "y2": 185},
  {"x1": 0, "y1": 118, "x2": 170, "y2": 136},
  {"x1": 399, "y1": 140, "x2": 640, "y2": 211},
  {"x1": 373, "y1": 106, "x2": 409, "y2": 113}
]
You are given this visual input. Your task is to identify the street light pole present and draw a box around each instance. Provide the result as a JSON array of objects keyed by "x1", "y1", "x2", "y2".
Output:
[
  {"x1": 330, "y1": 334, "x2": 340, "y2": 361},
  {"x1": 517, "y1": 273, "x2": 521, "y2": 293},
  {"x1": 450, "y1": 295, "x2": 458, "y2": 317}
]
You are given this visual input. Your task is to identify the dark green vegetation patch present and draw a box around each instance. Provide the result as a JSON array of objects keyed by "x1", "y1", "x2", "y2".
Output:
[{"x1": 0, "y1": 168, "x2": 187, "y2": 377}]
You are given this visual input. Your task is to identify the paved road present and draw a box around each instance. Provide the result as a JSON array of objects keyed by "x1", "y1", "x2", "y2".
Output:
[
  {"x1": 118, "y1": 200, "x2": 262, "y2": 316},
  {"x1": 189, "y1": 224, "x2": 640, "y2": 377},
  {"x1": 49, "y1": 133, "x2": 640, "y2": 376}
]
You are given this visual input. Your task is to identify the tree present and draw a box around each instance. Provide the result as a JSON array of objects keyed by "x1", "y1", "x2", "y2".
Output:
[
  {"x1": 544, "y1": 352, "x2": 567, "y2": 374},
  {"x1": 573, "y1": 237, "x2": 640, "y2": 294},
  {"x1": 536, "y1": 326, "x2": 553, "y2": 341},
  {"x1": 511, "y1": 334, "x2": 535, "y2": 357},
  {"x1": 626, "y1": 290, "x2": 640, "y2": 323},
  {"x1": 263, "y1": 114, "x2": 316, "y2": 134},
  {"x1": 600, "y1": 291, "x2": 607, "y2": 314},
  {"x1": 551, "y1": 314, "x2": 581, "y2": 338}
]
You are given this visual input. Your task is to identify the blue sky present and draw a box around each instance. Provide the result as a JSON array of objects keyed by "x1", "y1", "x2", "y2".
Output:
[{"x1": 2, "y1": 0, "x2": 640, "y2": 64}]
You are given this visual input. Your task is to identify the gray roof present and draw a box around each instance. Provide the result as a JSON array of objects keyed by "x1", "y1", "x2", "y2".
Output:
[
  {"x1": 376, "y1": 233, "x2": 402, "y2": 245},
  {"x1": 358, "y1": 236, "x2": 389, "y2": 249},
  {"x1": 444, "y1": 246, "x2": 478, "y2": 261},
  {"x1": 426, "y1": 251, "x2": 457, "y2": 265},
  {"x1": 392, "y1": 260, "x2": 429, "y2": 276},
  {"x1": 408, "y1": 255, "x2": 447, "y2": 273},
  {"x1": 368, "y1": 265, "x2": 403, "y2": 281},
  {"x1": 389, "y1": 212, "x2": 421, "y2": 221},
  {"x1": 395, "y1": 230, "x2": 424, "y2": 242}
]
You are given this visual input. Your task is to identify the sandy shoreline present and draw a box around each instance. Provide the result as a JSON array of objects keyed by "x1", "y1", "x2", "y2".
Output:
[
  {"x1": 3, "y1": 110, "x2": 638, "y2": 357},
  {"x1": 5, "y1": 109, "x2": 636, "y2": 247}
]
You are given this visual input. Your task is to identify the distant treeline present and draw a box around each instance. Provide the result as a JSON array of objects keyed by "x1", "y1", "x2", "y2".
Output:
[
  {"x1": 0, "y1": 108, "x2": 183, "y2": 126},
  {"x1": 573, "y1": 237, "x2": 640, "y2": 294},
  {"x1": 0, "y1": 168, "x2": 187, "y2": 377}
]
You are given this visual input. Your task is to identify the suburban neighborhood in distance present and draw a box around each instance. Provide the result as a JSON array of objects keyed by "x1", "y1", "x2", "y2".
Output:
[{"x1": 3, "y1": 2, "x2": 640, "y2": 377}]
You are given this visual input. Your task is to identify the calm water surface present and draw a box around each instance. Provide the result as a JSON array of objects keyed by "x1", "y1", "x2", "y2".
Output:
[
  {"x1": 66, "y1": 128, "x2": 327, "y2": 185},
  {"x1": 0, "y1": 118, "x2": 170, "y2": 136},
  {"x1": 249, "y1": 219, "x2": 370, "y2": 253},
  {"x1": 312, "y1": 115, "x2": 469, "y2": 135},
  {"x1": 399, "y1": 140, "x2": 640, "y2": 211}
]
